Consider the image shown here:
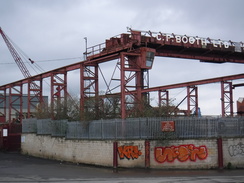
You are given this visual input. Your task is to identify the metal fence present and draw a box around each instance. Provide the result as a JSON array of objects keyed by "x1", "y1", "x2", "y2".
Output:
[{"x1": 22, "y1": 117, "x2": 244, "y2": 140}]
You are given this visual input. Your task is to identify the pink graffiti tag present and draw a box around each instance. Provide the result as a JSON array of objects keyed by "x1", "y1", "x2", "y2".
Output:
[
  {"x1": 118, "y1": 146, "x2": 142, "y2": 160},
  {"x1": 155, "y1": 144, "x2": 208, "y2": 163}
]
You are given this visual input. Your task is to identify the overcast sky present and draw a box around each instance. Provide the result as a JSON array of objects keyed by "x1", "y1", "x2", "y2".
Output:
[{"x1": 0, "y1": 0, "x2": 244, "y2": 115}]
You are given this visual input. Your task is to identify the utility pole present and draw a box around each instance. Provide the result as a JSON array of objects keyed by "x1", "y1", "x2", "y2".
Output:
[{"x1": 84, "y1": 37, "x2": 87, "y2": 60}]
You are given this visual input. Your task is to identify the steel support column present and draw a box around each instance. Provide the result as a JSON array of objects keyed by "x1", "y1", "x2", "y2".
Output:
[
  {"x1": 50, "y1": 72, "x2": 67, "y2": 119},
  {"x1": 187, "y1": 86, "x2": 198, "y2": 116},
  {"x1": 158, "y1": 90, "x2": 169, "y2": 107},
  {"x1": 27, "y1": 78, "x2": 43, "y2": 118},
  {"x1": 120, "y1": 53, "x2": 126, "y2": 119},
  {"x1": 120, "y1": 52, "x2": 146, "y2": 119},
  {"x1": 158, "y1": 90, "x2": 170, "y2": 116},
  {"x1": 80, "y1": 63, "x2": 85, "y2": 120},
  {"x1": 80, "y1": 63, "x2": 99, "y2": 120},
  {"x1": 0, "y1": 89, "x2": 6, "y2": 122},
  {"x1": 8, "y1": 84, "x2": 23, "y2": 123},
  {"x1": 221, "y1": 81, "x2": 233, "y2": 117}
]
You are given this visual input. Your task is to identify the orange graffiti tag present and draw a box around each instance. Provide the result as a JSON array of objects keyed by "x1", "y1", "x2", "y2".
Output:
[
  {"x1": 155, "y1": 144, "x2": 208, "y2": 163},
  {"x1": 118, "y1": 146, "x2": 142, "y2": 160}
]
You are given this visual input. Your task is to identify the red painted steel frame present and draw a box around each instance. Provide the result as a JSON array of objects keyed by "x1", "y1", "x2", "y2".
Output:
[
  {"x1": 221, "y1": 81, "x2": 233, "y2": 117},
  {"x1": 8, "y1": 84, "x2": 23, "y2": 123},
  {"x1": 0, "y1": 30, "x2": 244, "y2": 121},
  {"x1": 158, "y1": 90, "x2": 169, "y2": 107},
  {"x1": 187, "y1": 86, "x2": 198, "y2": 116},
  {"x1": 27, "y1": 78, "x2": 43, "y2": 119},
  {"x1": 0, "y1": 89, "x2": 6, "y2": 122},
  {"x1": 120, "y1": 51, "x2": 147, "y2": 118},
  {"x1": 120, "y1": 53, "x2": 126, "y2": 119},
  {"x1": 80, "y1": 63, "x2": 99, "y2": 120},
  {"x1": 50, "y1": 72, "x2": 68, "y2": 119}
]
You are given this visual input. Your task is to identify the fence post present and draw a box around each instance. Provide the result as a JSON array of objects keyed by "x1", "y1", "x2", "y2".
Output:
[
  {"x1": 139, "y1": 118, "x2": 141, "y2": 139},
  {"x1": 113, "y1": 141, "x2": 118, "y2": 169},
  {"x1": 145, "y1": 140, "x2": 150, "y2": 168},
  {"x1": 101, "y1": 119, "x2": 103, "y2": 139},
  {"x1": 217, "y1": 137, "x2": 224, "y2": 169},
  {"x1": 115, "y1": 120, "x2": 117, "y2": 139}
]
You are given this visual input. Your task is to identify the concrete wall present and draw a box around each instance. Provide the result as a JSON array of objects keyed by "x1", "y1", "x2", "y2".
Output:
[
  {"x1": 117, "y1": 140, "x2": 145, "y2": 168},
  {"x1": 21, "y1": 134, "x2": 113, "y2": 167},
  {"x1": 21, "y1": 134, "x2": 244, "y2": 169},
  {"x1": 223, "y1": 138, "x2": 244, "y2": 168},
  {"x1": 150, "y1": 139, "x2": 218, "y2": 169}
]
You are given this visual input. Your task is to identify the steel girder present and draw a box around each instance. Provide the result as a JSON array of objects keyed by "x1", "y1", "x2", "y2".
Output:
[
  {"x1": 80, "y1": 63, "x2": 99, "y2": 120},
  {"x1": 8, "y1": 84, "x2": 23, "y2": 123},
  {"x1": 0, "y1": 89, "x2": 6, "y2": 121},
  {"x1": 27, "y1": 78, "x2": 43, "y2": 118},
  {"x1": 187, "y1": 86, "x2": 198, "y2": 116},
  {"x1": 50, "y1": 72, "x2": 67, "y2": 119},
  {"x1": 0, "y1": 30, "x2": 243, "y2": 121},
  {"x1": 221, "y1": 81, "x2": 233, "y2": 117},
  {"x1": 158, "y1": 90, "x2": 169, "y2": 107},
  {"x1": 120, "y1": 52, "x2": 149, "y2": 119}
]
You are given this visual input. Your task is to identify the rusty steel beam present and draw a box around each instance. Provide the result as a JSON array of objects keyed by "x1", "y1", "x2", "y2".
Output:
[
  {"x1": 187, "y1": 86, "x2": 198, "y2": 116},
  {"x1": 0, "y1": 89, "x2": 6, "y2": 121},
  {"x1": 141, "y1": 73, "x2": 244, "y2": 93},
  {"x1": 27, "y1": 78, "x2": 43, "y2": 118},
  {"x1": 50, "y1": 71, "x2": 68, "y2": 120},
  {"x1": 158, "y1": 90, "x2": 169, "y2": 107},
  {"x1": 233, "y1": 83, "x2": 244, "y2": 88},
  {"x1": 156, "y1": 52, "x2": 244, "y2": 64},
  {"x1": 80, "y1": 62, "x2": 99, "y2": 120},
  {"x1": 120, "y1": 53, "x2": 126, "y2": 119},
  {"x1": 221, "y1": 81, "x2": 233, "y2": 117},
  {"x1": 8, "y1": 84, "x2": 23, "y2": 123}
]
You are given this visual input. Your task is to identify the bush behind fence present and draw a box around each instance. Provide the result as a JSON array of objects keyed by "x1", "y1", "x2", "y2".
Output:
[{"x1": 22, "y1": 117, "x2": 244, "y2": 140}]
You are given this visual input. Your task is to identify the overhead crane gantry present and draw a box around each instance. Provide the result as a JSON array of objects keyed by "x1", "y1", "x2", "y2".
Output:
[
  {"x1": 83, "y1": 29, "x2": 244, "y2": 118},
  {"x1": 0, "y1": 29, "x2": 244, "y2": 122}
]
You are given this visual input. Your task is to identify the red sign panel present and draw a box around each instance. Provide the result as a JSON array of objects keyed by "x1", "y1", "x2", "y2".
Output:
[{"x1": 161, "y1": 121, "x2": 175, "y2": 132}]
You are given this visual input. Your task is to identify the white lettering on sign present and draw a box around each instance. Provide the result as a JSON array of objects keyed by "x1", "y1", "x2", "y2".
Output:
[
  {"x1": 195, "y1": 37, "x2": 201, "y2": 45},
  {"x1": 201, "y1": 38, "x2": 207, "y2": 46},
  {"x1": 175, "y1": 35, "x2": 181, "y2": 43},
  {"x1": 166, "y1": 34, "x2": 171, "y2": 42},
  {"x1": 213, "y1": 40, "x2": 218, "y2": 47},
  {"x1": 224, "y1": 42, "x2": 229, "y2": 48},
  {"x1": 154, "y1": 32, "x2": 244, "y2": 51},
  {"x1": 182, "y1": 35, "x2": 188, "y2": 44},
  {"x1": 189, "y1": 37, "x2": 195, "y2": 44}
]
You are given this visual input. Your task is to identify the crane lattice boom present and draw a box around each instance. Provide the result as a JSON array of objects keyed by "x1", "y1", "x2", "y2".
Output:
[{"x1": 0, "y1": 27, "x2": 33, "y2": 79}]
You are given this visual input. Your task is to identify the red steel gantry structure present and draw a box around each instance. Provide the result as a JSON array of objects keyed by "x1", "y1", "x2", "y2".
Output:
[{"x1": 0, "y1": 29, "x2": 244, "y2": 122}]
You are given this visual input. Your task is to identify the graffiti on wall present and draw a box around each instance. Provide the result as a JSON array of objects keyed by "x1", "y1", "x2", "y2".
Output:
[
  {"x1": 118, "y1": 145, "x2": 142, "y2": 160},
  {"x1": 155, "y1": 144, "x2": 208, "y2": 163},
  {"x1": 228, "y1": 142, "x2": 244, "y2": 157}
]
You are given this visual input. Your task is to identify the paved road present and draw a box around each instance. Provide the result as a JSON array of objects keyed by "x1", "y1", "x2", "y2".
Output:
[{"x1": 0, "y1": 151, "x2": 244, "y2": 183}]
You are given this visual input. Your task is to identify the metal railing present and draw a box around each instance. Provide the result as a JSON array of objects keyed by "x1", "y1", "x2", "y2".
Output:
[{"x1": 22, "y1": 117, "x2": 244, "y2": 140}]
